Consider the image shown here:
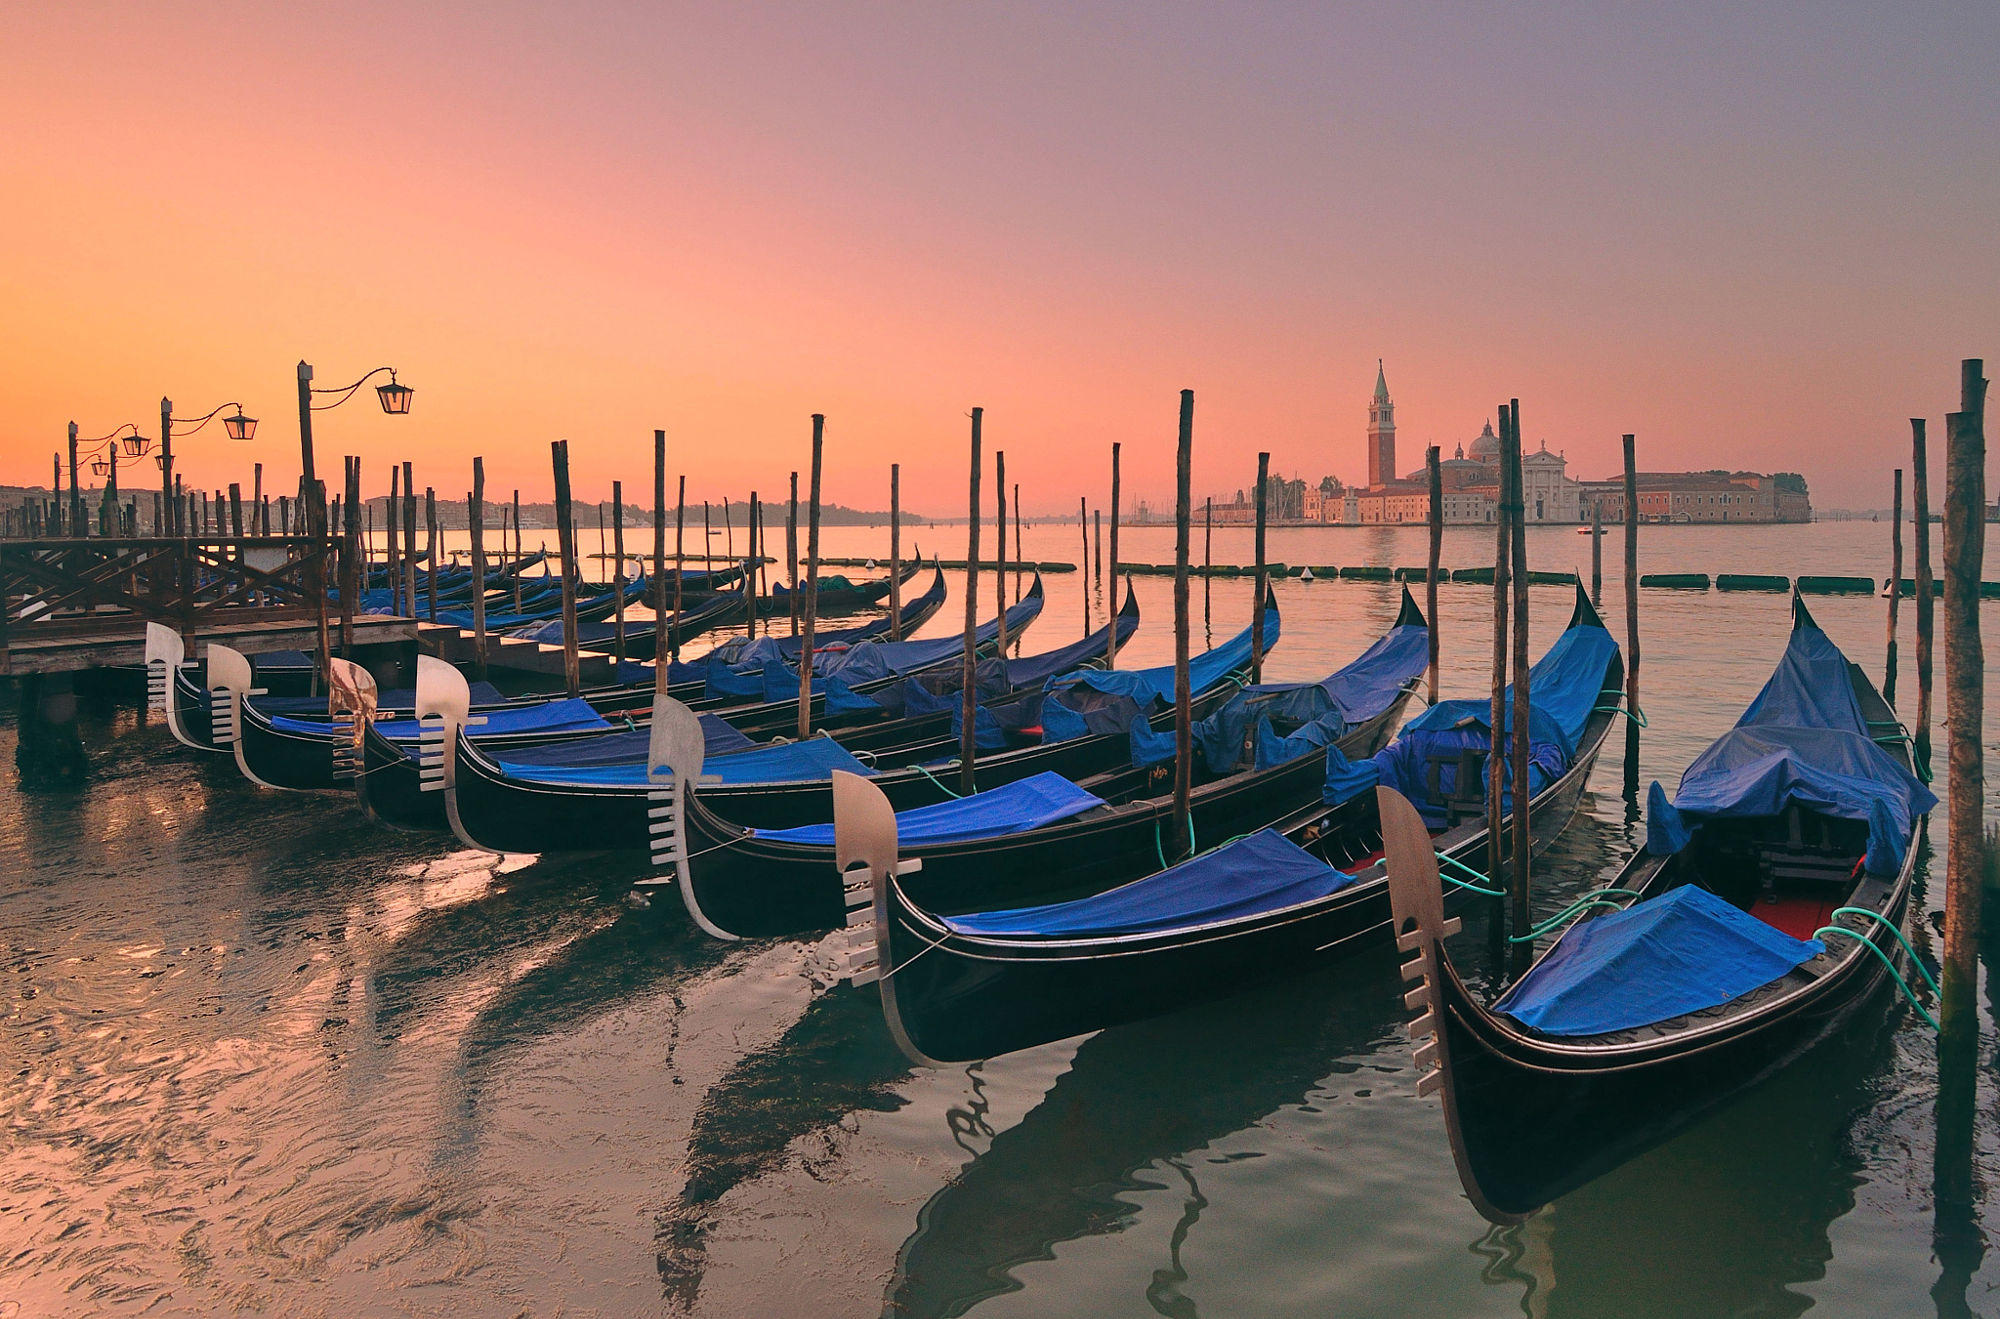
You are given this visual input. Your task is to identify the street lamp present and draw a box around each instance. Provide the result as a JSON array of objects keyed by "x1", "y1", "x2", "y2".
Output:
[
  {"x1": 160, "y1": 398, "x2": 258, "y2": 534},
  {"x1": 71, "y1": 424, "x2": 150, "y2": 534},
  {"x1": 296, "y1": 362, "x2": 412, "y2": 533}
]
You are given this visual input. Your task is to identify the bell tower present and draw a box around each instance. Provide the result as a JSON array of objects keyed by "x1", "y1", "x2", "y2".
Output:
[{"x1": 1367, "y1": 360, "x2": 1396, "y2": 487}]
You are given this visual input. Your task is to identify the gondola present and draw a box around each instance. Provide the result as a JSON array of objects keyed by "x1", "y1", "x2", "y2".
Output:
[
  {"x1": 162, "y1": 572, "x2": 952, "y2": 769},
  {"x1": 762, "y1": 553, "x2": 926, "y2": 614},
  {"x1": 1379, "y1": 594, "x2": 1933, "y2": 1224},
  {"x1": 668, "y1": 592, "x2": 1427, "y2": 941},
  {"x1": 436, "y1": 585, "x2": 1137, "y2": 850},
  {"x1": 358, "y1": 581, "x2": 1059, "y2": 831},
  {"x1": 835, "y1": 584, "x2": 1623, "y2": 1065}
]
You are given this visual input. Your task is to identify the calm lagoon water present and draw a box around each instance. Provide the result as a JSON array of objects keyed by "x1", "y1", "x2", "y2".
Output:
[{"x1": 3, "y1": 519, "x2": 1997, "y2": 1317}]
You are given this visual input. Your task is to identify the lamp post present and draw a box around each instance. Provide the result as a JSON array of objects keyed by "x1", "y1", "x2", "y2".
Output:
[
  {"x1": 294, "y1": 361, "x2": 412, "y2": 688},
  {"x1": 160, "y1": 397, "x2": 256, "y2": 534},
  {"x1": 77, "y1": 425, "x2": 150, "y2": 535}
]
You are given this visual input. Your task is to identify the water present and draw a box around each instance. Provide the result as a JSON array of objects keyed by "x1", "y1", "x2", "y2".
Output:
[{"x1": 4, "y1": 520, "x2": 1997, "y2": 1317}]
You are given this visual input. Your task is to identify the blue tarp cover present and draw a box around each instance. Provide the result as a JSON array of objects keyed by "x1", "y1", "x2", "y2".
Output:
[
  {"x1": 1322, "y1": 620, "x2": 1617, "y2": 813},
  {"x1": 256, "y1": 680, "x2": 508, "y2": 718},
  {"x1": 496, "y1": 732, "x2": 873, "y2": 787},
  {"x1": 750, "y1": 771, "x2": 1104, "y2": 847},
  {"x1": 1193, "y1": 620, "x2": 1427, "y2": 772},
  {"x1": 1048, "y1": 607, "x2": 1277, "y2": 708},
  {"x1": 359, "y1": 697, "x2": 611, "y2": 742},
  {"x1": 481, "y1": 714, "x2": 752, "y2": 774},
  {"x1": 1491, "y1": 883, "x2": 1823, "y2": 1036},
  {"x1": 1646, "y1": 625, "x2": 1934, "y2": 874},
  {"x1": 940, "y1": 827, "x2": 1354, "y2": 939}
]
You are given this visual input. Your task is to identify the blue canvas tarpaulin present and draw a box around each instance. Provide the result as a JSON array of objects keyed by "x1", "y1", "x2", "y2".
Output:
[
  {"x1": 1047, "y1": 608, "x2": 1277, "y2": 709},
  {"x1": 359, "y1": 697, "x2": 612, "y2": 743},
  {"x1": 1644, "y1": 625, "x2": 1934, "y2": 874},
  {"x1": 751, "y1": 771, "x2": 1105, "y2": 848},
  {"x1": 1192, "y1": 619, "x2": 1428, "y2": 773},
  {"x1": 1491, "y1": 884, "x2": 1824, "y2": 1036},
  {"x1": 496, "y1": 731, "x2": 874, "y2": 787},
  {"x1": 941, "y1": 827, "x2": 1354, "y2": 939},
  {"x1": 1322, "y1": 619, "x2": 1618, "y2": 817},
  {"x1": 480, "y1": 714, "x2": 752, "y2": 776}
]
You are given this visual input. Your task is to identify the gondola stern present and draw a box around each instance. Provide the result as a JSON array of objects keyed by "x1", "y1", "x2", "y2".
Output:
[
  {"x1": 829, "y1": 769, "x2": 944, "y2": 1068},
  {"x1": 642, "y1": 693, "x2": 739, "y2": 940},
  {"x1": 1394, "y1": 583, "x2": 1426, "y2": 630},
  {"x1": 1376, "y1": 784, "x2": 1529, "y2": 1226}
]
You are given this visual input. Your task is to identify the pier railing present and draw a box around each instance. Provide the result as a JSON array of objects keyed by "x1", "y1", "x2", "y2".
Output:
[{"x1": 0, "y1": 534, "x2": 343, "y2": 659}]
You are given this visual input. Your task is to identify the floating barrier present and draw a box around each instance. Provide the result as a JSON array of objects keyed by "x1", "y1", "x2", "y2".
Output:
[
  {"x1": 1393, "y1": 567, "x2": 1441, "y2": 582},
  {"x1": 1716, "y1": 573, "x2": 1791, "y2": 592},
  {"x1": 1525, "y1": 570, "x2": 1579, "y2": 586},
  {"x1": 1451, "y1": 567, "x2": 1495, "y2": 584},
  {"x1": 1886, "y1": 578, "x2": 1945, "y2": 598},
  {"x1": 1339, "y1": 565, "x2": 1393, "y2": 581},
  {"x1": 1640, "y1": 573, "x2": 1711, "y2": 589},
  {"x1": 1795, "y1": 575, "x2": 1875, "y2": 595}
]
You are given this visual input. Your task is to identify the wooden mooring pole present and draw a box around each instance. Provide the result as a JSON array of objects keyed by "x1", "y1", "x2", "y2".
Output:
[
  {"x1": 1507, "y1": 402, "x2": 1532, "y2": 970},
  {"x1": 960, "y1": 408, "x2": 984, "y2": 794},
  {"x1": 785, "y1": 472, "x2": 799, "y2": 638},
  {"x1": 1106, "y1": 444, "x2": 1121, "y2": 671},
  {"x1": 653, "y1": 431, "x2": 669, "y2": 686},
  {"x1": 551, "y1": 441, "x2": 582, "y2": 697},
  {"x1": 385, "y1": 466, "x2": 400, "y2": 613},
  {"x1": 796, "y1": 416, "x2": 825, "y2": 741},
  {"x1": 1171, "y1": 389, "x2": 1196, "y2": 859},
  {"x1": 1622, "y1": 434, "x2": 1641, "y2": 795},
  {"x1": 673, "y1": 475, "x2": 687, "y2": 657},
  {"x1": 471, "y1": 459, "x2": 488, "y2": 677},
  {"x1": 612, "y1": 479, "x2": 626, "y2": 662},
  {"x1": 889, "y1": 464, "x2": 903, "y2": 640},
  {"x1": 1080, "y1": 497, "x2": 1091, "y2": 637},
  {"x1": 341, "y1": 457, "x2": 361, "y2": 658},
  {"x1": 1252, "y1": 452, "x2": 1269, "y2": 684},
  {"x1": 1590, "y1": 497, "x2": 1603, "y2": 607},
  {"x1": 995, "y1": 449, "x2": 1009, "y2": 657},
  {"x1": 1488, "y1": 406, "x2": 1513, "y2": 916},
  {"x1": 401, "y1": 463, "x2": 417, "y2": 625},
  {"x1": 1939, "y1": 358, "x2": 1986, "y2": 1048},
  {"x1": 745, "y1": 489, "x2": 760, "y2": 641},
  {"x1": 1913, "y1": 419, "x2": 1935, "y2": 778},
  {"x1": 1886, "y1": 468, "x2": 1902, "y2": 706},
  {"x1": 1013, "y1": 481, "x2": 1023, "y2": 606},
  {"x1": 424, "y1": 487, "x2": 438, "y2": 623},
  {"x1": 1204, "y1": 495, "x2": 1213, "y2": 634},
  {"x1": 1427, "y1": 444, "x2": 1443, "y2": 704}
]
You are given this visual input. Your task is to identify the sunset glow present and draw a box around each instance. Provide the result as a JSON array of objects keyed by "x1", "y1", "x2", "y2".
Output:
[{"x1": 2, "y1": 3, "x2": 1993, "y2": 512}]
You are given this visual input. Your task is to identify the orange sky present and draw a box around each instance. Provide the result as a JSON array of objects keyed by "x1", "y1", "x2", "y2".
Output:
[{"x1": 2, "y1": 4, "x2": 1994, "y2": 514}]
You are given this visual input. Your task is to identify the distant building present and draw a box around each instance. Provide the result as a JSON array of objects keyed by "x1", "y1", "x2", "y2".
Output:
[
  {"x1": 1582, "y1": 471, "x2": 1811, "y2": 524},
  {"x1": 1366, "y1": 360, "x2": 1396, "y2": 488}
]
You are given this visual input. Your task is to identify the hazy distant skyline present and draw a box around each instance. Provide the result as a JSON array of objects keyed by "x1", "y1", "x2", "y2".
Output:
[{"x1": 2, "y1": 3, "x2": 1993, "y2": 513}]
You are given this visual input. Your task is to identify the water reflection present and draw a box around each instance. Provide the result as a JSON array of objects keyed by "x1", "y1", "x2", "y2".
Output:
[
  {"x1": 657, "y1": 983, "x2": 915, "y2": 1309},
  {"x1": 886, "y1": 951, "x2": 1402, "y2": 1318}
]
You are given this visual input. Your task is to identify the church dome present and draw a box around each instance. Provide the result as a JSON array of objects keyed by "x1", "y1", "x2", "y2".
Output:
[{"x1": 1467, "y1": 421, "x2": 1501, "y2": 462}]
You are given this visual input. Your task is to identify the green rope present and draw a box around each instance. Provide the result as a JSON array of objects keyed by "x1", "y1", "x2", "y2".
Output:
[
  {"x1": 1506, "y1": 888, "x2": 1643, "y2": 943},
  {"x1": 1435, "y1": 852, "x2": 1504, "y2": 897},
  {"x1": 1814, "y1": 926, "x2": 1939, "y2": 1031},
  {"x1": 913, "y1": 761, "x2": 963, "y2": 799},
  {"x1": 1153, "y1": 811, "x2": 1197, "y2": 869},
  {"x1": 1592, "y1": 702, "x2": 1649, "y2": 728},
  {"x1": 1826, "y1": 907, "x2": 1940, "y2": 996}
]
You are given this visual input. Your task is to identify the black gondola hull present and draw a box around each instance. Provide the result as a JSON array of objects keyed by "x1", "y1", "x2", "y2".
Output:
[{"x1": 678, "y1": 692, "x2": 1415, "y2": 940}]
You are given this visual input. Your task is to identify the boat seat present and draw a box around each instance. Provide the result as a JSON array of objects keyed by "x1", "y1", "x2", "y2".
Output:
[{"x1": 1424, "y1": 747, "x2": 1487, "y2": 828}]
